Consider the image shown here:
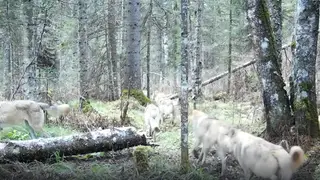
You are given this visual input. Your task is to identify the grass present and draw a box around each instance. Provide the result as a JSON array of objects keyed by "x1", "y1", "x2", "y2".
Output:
[{"x1": 0, "y1": 99, "x2": 318, "y2": 179}]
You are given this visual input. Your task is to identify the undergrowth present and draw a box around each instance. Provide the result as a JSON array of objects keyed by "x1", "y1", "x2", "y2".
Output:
[{"x1": 0, "y1": 99, "x2": 319, "y2": 180}]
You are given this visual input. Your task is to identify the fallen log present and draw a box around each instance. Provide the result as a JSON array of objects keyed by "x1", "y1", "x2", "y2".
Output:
[
  {"x1": 0, "y1": 127, "x2": 147, "y2": 163},
  {"x1": 169, "y1": 60, "x2": 257, "y2": 99}
]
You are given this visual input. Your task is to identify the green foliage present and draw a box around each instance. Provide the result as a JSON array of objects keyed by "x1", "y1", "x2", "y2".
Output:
[
  {"x1": 121, "y1": 89, "x2": 151, "y2": 106},
  {"x1": 1, "y1": 129, "x2": 29, "y2": 140},
  {"x1": 54, "y1": 151, "x2": 64, "y2": 163}
]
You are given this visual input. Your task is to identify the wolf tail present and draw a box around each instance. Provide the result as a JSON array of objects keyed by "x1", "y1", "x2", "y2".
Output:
[{"x1": 289, "y1": 146, "x2": 305, "y2": 171}]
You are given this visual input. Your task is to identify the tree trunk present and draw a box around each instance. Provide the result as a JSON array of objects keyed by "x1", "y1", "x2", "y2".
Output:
[
  {"x1": 24, "y1": 1, "x2": 38, "y2": 101},
  {"x1": 172, "y1": 0, "x2": 180, "y2": 91},
  {"x1": 267, "y1": 0, "x2": 282, "y2": 70},
  {"x1": 292, "y1": 0, "x2": 319, "y2": 137},
  {"x1": 247, "y1": 0, "x2": 291, "y2": 138},
  {"x1": 227, "y1": 0, "x2": 232, "y2": 95},
  {"x1": 180, "y1": 0, "x2": 189, "y2": 173},
  {"x1": 0, "y1": 127, "x2": 147, "y2": 163},
  {"x1": 4, "y1": 0, "x2": 12, "y2": 100},
  {"x1": 78, "y1": 0, "x2": 89, "y2": 98},
  {"x1": 146, "y1": 27, "x2": 151, "y2": 98},
  {"x1": 120, "y1": 0, "x2": 127, "y2": 92},
  {"x1": 158, "y1": 28, "x2": 164, "y2": 85},
  {"x1": 108, "y1": 0, "x2": 119, "y2": 100},
  {"x1": 123, "y1": 0, "x2": 142, "y2": 90},
  {"x1": 192, "y1": 0, "x2": 204, "y2": 109}
]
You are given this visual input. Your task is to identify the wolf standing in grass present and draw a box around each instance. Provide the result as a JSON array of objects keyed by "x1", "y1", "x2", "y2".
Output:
[
  {"x1": 144, "y1": 104, "x2": 162, "y2": 141},
  {"x1": 0, "y1": 100, "x2": 51, "y2": 139}
]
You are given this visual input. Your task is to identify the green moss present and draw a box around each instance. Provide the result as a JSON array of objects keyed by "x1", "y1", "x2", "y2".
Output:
[
  {"x1": 291, "y1": 41, "x2": 296, "y2": 49},
  {"x1": 121, "y1": 89, "x2": 151, "y2": 106},
  {"x1": 74, "y1": 100, "x2": 93, "y2": 114},
  {"x1": 133, "y1": 146, "x2": 150, "y2": 173},
  {"x1": 293, "y1": 97, "x2": 318, "y2": 125},
  {"x1": 299, "y1": 82, "x2": 313, "y2": 92},
  {"x1": 259, "y1": 0, "x2": 280, "y2": 69}
]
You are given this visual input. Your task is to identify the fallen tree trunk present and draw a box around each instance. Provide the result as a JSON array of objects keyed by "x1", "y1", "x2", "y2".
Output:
[
  {"x1": 0, "y1": 127, "x2": 147, "y2": 163},
  {"x1": 169, "y1": 60, "x2": 257, "y2": 99}
]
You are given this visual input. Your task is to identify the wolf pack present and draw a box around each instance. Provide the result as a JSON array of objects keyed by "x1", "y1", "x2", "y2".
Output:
[
  {"x1": 145, "y1": 92, "x2": 305, "y2": 180},
  {"x1": 0, "y1": 100, "x2": 70, "y2": 139}
]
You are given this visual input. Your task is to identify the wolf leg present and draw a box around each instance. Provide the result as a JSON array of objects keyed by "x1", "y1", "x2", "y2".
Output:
[
  {"x1": 199, "y1": 141, "x2": 210, "y2": 165},
  {"x1": 217, "y1": 149, "x2": 227, "y2": 176},
  {"x1": 192, "y1": 138, "x2": 201, "y2": 159}
]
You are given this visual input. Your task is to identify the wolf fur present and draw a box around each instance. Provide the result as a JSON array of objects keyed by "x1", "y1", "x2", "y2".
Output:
[
  {"x1": 46, "y1": 104, "x2": 71, "y2": 118},
  {"x1": 230, "y1": 129, "x2": 305, "y2": 180},
  {"x1": 193, "y1": 115, "x2": 234, "y2": 176},
  {"x1": 0, "y1": 100, "x2": 51, "y2": 139},
  {"x1": 192, "y1": 110, "x2": 210, "y2": 158},
  {"x1": 144, "y1": 104, "x2": 162, "y2": 141}
]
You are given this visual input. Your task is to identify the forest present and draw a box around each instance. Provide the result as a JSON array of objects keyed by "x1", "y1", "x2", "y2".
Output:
[{"x1": 0, "y1": 0, "x2": 319, "y2": 179}]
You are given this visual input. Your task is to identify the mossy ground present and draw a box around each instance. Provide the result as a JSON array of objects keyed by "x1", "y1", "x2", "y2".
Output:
[{"x1": 0, "y1": 99, "x2": 319, "y2": 180}]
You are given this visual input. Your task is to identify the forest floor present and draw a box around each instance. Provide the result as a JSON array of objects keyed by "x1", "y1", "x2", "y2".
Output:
[{"x1": 0, "y1": 99, "x2": 320, "y2": 180}]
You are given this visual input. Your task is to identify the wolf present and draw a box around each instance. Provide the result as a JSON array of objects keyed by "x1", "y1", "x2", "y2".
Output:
[
  {"x1": 0, "y1": 100, "x2": 51, "y2": 139},
  {"x1": 46, "y1": 104, "x2": 71, "y2": 119},
  {"x1": 144, "y1": 104, "x2": 162, "y2": 141},
  {"x1": 230, "y1": 129, "x2": 305, "y2": 180},
  {"x1": 193, "y1": 115, "x2": 234, "y2": 176}
]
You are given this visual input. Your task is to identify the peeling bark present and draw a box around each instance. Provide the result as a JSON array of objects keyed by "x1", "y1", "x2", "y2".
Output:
[
  {"x1": 0, "y1": 127, "x2": 147, "y2": 163},
  {"x1": 292, "y1": 0, "x2": 319, "y2": 137},
  {"x1": 247, "y1": 0, "x2": 291, "y2": 137}
]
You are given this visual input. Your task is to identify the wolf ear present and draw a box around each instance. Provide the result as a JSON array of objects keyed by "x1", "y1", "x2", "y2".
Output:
[{"x1": 279, "y1": 140, "x2": 289, "y2": 152}]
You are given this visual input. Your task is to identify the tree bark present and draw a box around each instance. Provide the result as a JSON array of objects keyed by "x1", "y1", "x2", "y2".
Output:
[
  {"x1": 227, "y1": 0, "x2": 232, "y2": 95},
  {"x1": 123, "y1": 0, "x2": 142, "y2": 90},
  {"x1": 0, "y1": 127, "x2": 147, "y2": 163},
  {"x1": 108, "y1": 0, "x2": 119, "y2": 100},
  {"x1": 78, "y1": 0, "x2": 89, "y2": 97},
  {"x1": 267, "y1": 0, "x2": 282, "y2": 69},
  {"x1": 247, "y1": 0, "x2": 291, "y2": 138},
  {"x1": 24, "y1": 1, "x2": 38, "y2": 101},
  {"x1": 192, "y1": 0, "x2": 204, "y2": 109},
  {"x1": 172, "y1": 0, "x2": 180, "y2": 90},
  {"x1": 292, "y1": 0, "x2": 319, "y2": 137},
  {"x1": 180, "y1": 0, "x2": 189, "y2": 173}
]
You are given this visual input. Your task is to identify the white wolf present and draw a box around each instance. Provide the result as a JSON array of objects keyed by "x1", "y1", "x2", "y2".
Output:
[
  {"x1": 0, "y1": 100, "x2": 51, "y2": 139},
  {"x1": 192, "y1": 112, "x2": 234, "y2": 176},
  {"x1": 46, "y1": 104, "x2": 71, "y2": 119},
  {"x1": 230, "y1": 129, "x2": 305, "y2": 180},
  {"x1": 144, "y1": 104, "x2": 162, "y2": 141},
  {"x1": 153, "y1": 92, "x2": 176, "y2": 125}
]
